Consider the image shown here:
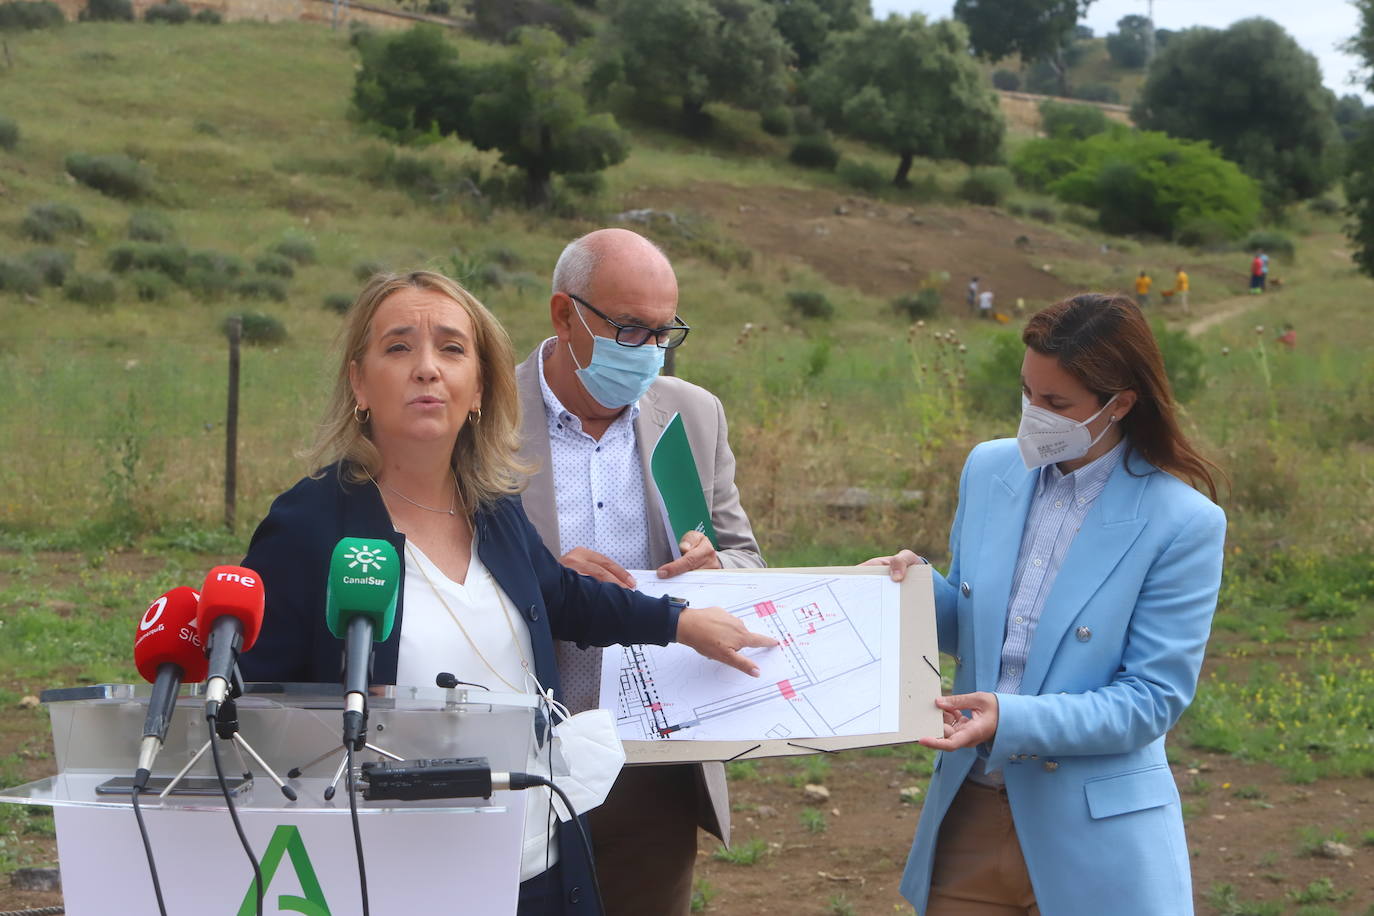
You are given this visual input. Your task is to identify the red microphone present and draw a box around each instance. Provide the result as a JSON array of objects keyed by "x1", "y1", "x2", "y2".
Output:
[
  {"x1": 196, "y1": 566, "x2": 265, "y2": 719},
  {"x1": 133, "y1": 587, "x2": 208, "y2": 790}
]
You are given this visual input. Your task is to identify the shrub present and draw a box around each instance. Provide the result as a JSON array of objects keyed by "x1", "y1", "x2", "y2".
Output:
[
  {"x1": 20, "y1": 202, "x2": 86, "y2": 242},
  {"x1": 786, "y1": 289, "x2": 834, "y2": 319},
  {"x1": 254, "y1": 253, "x2": 295, "y2": 278},
  {"x1": 64, "y1": 272, "x2": 118, "y2": 307},
  {"x1": 22, "y1": 247, "x2": 73, "y2": 286},
  {"x1": 65, "y1": 152, "x2": 153, "y2": 200},
  {"x1": 760, "y1": 105, "x2": 792, "y2": 137},
  {"x1": 967, "y1": 330, "x2": 1024, "y2": 418},
  {"x1": 1308, "y1": 197, "x2": 1341, "y2": 215},
  {"x1": 0, "y1": 257, "x2": 41, "y2": 295},
  {"x1": 183, "y1": 251, "x2": 243, "y2": 297},
  {"x1": 143, "y1": 0, "x2": 190, "y2": 23},
  {"x1": 789, "y1": 133, "x2": 839, "y2": 171},
  {"x1": 1175, "y1": 218, "x2": 1235, "y2": 250},
  {"x1": 1150, "y1": 321, "x2": 1205, "y2": 402},
  {"x1": 1009, "y1": 137, "x2": 1085, "y2": 192},
  {"x1": 80, "y1": 0, "x2": 133, "y2": 20},
  {"x1": 130, "y1": 269, "x2": 172, "y2": 301},
  {"x1": 268, "y1": 233, "x2": 316, "y2": 265},
  {"x1": 225, "y1": 311, "x2": 287, "y2": 345},
  {"x1": 1038, "y1": 100, "x2": 1110, "y2": 140},
  {"x1": 192, "y1": 7, "x2": 221, "y2": 23},
  {"x1": 893, "y1": 288, "x2": 942, "y2": 320},
  {"x1": 127, "y1": 209, "x2": 175, "y2": 242},
  {"x1": 424, "y1": 0, "x2": 451, "y2": 14},
  {"x1": 560, "y1": 171, "x2": 604, "y2": 197},
  {"x1": 992, "y1": 69, "x2": 1021, "y2": 91},
  {"x1": 235, "y1": 274, "x2": 288, "y2": 301},
  {"x1": 837, "y1": 159, "x2": 886, "y2": 193},
  {"x1": 1028, "y1": 203, "x2": 1058, "y2": 223},
  {"x1": 323, "y1": 292, "x2": 353, "y2": 314},
  {"x1": 958, "y1": 167, "x2": 1015, "y2": 206},
  {"x1": 0, "y1": 0, "x2": 64, "y2": 31},
  {"x1": 1050, "y1": 130, "x2": 1260, "y2": 239},
  {"x1": 790, "y1": 106, "x2": 824, "y2": 136},
  {"x1": 107, "y1": 242, "x2": 188, "y2": 281},
  {"x1": 1073, "y1": 83, "x2": 1121, "y2": 104},
  {"x1": 0, "y1": 115, "x2": 18, "y2": 151},
  {"x1": 1243, "y1": 229, "x2": 1295, "y2": 261},
  {"x1": 353, "y1": 260, "x2": 385, "y2": 281}
]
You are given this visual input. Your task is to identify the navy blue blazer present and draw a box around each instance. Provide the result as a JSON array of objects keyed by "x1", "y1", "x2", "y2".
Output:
[{"x1": 239, "y1": 463, "x2": 682, "y2": 916}]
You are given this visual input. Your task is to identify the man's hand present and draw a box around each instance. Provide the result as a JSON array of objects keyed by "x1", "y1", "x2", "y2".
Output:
[
  {"x1": 859, "y1": 549, "x2": 927, "y2": 582},
  {"x1": 918, "y1": 692, "x2": 999, "y2": 751},
  {"x1": 675, "y1": 606, "x2": 777, "y2": 677},
  {"x1": 656, "y1": 530, "x2": 722, "y2": 579},
  {"x1": 560, "y1": 547, "x2": 636, "y2": 588}
]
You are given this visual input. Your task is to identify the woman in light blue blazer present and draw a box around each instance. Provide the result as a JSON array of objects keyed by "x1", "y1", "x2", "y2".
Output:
[{"x1": 870, "y1": 293, "x2": 1226, "y2": 915}]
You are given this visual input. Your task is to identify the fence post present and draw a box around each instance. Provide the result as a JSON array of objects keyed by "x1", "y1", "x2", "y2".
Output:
[{"x1": 225, "y1": 316, "x2": 241, "y2": 532}]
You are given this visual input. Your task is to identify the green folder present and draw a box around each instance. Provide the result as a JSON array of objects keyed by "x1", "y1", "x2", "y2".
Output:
[{"x1": 650, "y1": 412, "x2": 719, "y2": 550}]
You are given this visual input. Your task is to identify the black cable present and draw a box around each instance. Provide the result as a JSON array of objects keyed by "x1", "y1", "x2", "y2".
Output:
[
  {"x1": 520, "y1": 774, "x2": 603, "y2": 914},
  {"x1": 207, "y1": 715, "x2": 263, "y2": 916},
  {"x1": 130, "y1": 784, "x2": 168, "y2": 916},
  {"x1": 347, "y1": 742, "x2": 371, "y2": 916}
]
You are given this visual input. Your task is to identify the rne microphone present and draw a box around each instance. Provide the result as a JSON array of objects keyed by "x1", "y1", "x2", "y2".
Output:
[
  {"x1": 132, "y1": 587, "x2": 208, "y2": 791},
  {"x1": 325, "y1": 538, "x2": 398, "y2": 747},
  {"x1": 196, "y1": 566, "x2": 265, "y2": 720}
]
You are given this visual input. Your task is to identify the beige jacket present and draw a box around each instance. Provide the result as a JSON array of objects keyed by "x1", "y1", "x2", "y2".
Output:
[{"x1": 514, "y1": 345, "x2": 765, "y2": 843}]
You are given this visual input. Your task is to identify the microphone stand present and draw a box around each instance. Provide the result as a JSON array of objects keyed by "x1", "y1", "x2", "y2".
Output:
[
  {"x1": 288, "y1": 706, "x2": 406, "y2": 801},
  {"x1": 161, "y1": 668, "x2": 297, "y2": 801}
]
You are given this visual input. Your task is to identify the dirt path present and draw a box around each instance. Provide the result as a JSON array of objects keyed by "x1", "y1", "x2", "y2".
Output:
[{"x1": 1186, "y1": 293, "x2": 1264, "y2": 337}]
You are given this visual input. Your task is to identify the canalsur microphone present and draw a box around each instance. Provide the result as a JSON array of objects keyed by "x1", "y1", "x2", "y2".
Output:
[
  {"x1": 326, "y1": 538, "x2": 399, "y2": 747},
  {"x1": 196, "y1": 566, "x2": 265, "y2": 720},
  {"x1": 132, "y1": 587, "x2": 208, "y2": 791}
]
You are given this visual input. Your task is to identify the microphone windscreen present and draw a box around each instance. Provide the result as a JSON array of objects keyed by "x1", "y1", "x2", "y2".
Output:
[
  {"x1": 325, "y1": 538, "x2": 399, "y2": 642},
  {"x1": 196, "y1": 566, "x2": 265, "y2": 651},
  {"x1": 134, "y1": 587, "x2": 209, "y2": 683}
]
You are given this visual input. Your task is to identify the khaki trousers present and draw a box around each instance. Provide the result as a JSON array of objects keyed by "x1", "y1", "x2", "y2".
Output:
[
  {"x1": 926, "y1": 780, "x2": 1040, "y2": 916},
  {"x1": 587, "y1": 764, "x2": 701, "y2": 916}
]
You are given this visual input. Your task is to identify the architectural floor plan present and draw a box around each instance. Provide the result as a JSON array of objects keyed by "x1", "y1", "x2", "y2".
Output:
[{"x1": 600, "y1": 571, "x2": 901, "y2": 742}]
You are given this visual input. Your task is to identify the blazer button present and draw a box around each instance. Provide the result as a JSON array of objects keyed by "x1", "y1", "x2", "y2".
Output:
[
  {"x1": 1043, "y1": 760, "x2": 1059, "y2": 772},
  {"x1": 960, "y1": 581, "x2": 971, "y2": 598},
  {"x1": 568, "y1": 886, "x2": 582, "y2": 904},
  {"x1": 1075, "y1": 626, "x2": 1092, "y2": 642},
  {"x1": 527, "y1": 604, "x2": 540, "y2": 622}
]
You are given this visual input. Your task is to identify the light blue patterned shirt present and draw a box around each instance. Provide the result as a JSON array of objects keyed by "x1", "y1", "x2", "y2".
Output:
[{"x1": 970, "y1": 437, "x2": 1127, "y2": 785}]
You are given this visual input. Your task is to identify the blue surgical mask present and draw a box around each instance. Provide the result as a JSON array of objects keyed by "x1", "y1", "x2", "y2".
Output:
[{"x1": 567, "y1": 302, "x2": 664, "y2": 408}]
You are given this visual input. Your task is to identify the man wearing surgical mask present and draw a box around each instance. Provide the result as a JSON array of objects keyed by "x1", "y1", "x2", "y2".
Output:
[{"x1": 514, "y1": 227, "x2": 764, "y2": 916}]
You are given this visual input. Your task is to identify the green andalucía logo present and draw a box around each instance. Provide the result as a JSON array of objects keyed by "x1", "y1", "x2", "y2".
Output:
[
  {"x1": 236, "y1": 825, "x2": 332, "y2": 916},
  {"x1": 344, "y1": 543, "x2": 386, "y2": 574}
]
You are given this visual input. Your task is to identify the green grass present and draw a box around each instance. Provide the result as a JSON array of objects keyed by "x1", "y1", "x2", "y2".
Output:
[{"x1": 711, "y1": 837, "x2": 768, "y2": 866}]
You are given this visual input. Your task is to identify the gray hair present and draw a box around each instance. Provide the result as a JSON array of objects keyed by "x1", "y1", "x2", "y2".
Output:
[
  {"x1": 551, "y1": 235, "x2": 602, "y2": 298},
  {"x1": 551, "y1": 230, "x2": 671, "y2": 298}
]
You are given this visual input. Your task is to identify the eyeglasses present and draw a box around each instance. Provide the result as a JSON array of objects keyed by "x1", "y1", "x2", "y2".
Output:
[{"x1": 567, "y1": 293, "x2": 691, "y2": 349}]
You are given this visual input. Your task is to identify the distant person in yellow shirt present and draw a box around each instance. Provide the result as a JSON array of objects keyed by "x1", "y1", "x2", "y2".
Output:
[
  {"x1": 1135, "y1": 270, "x2": 1152, "y2": 306},
  {"x1": 1175, "y1": 266, "x2": 1190, "y2": 314}
]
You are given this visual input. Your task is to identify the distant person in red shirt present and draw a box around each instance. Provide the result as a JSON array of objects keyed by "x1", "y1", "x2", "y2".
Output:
[{"x1": 1250, "y1": 253, "x2": 1264, "y2": 294}]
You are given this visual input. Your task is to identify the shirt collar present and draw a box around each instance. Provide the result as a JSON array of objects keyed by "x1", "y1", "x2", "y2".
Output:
[
  {"x1": 1036, "y1": 436, "x2": 1127, "y2": 501},
  {"x1": 536, "y1": 337, "x2": 639, "y2": 436}
]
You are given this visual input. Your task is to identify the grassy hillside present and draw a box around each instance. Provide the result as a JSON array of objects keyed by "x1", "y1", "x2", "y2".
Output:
[{"x1": 1, "y1": 20, "x2": 1373, "y2": 914}]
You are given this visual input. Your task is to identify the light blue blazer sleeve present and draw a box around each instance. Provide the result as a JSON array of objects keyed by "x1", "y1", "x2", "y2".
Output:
[{"x1": 987, "y1": 492, "x2": 1226, "y2": 768}]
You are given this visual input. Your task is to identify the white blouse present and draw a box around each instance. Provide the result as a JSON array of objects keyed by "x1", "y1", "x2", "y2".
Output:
[{"x1": 397, "y1": 539, "x2": 558, "y2": 883}]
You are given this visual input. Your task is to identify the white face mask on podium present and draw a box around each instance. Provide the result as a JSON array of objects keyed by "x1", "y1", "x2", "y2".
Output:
[
  {"x1": 529, "y1": 675, "x2": 626, "y2": 820},
  {"x1": 1016, "y1": 393, "x2": 1119, "y2": 470}
]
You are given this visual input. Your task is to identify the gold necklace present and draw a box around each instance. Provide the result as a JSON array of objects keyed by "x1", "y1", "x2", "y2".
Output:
[
  {"x1": 367, "y1": 468, "x2": 460, "y2": 516},
  {"x1": 405, "y1": 541, "x2": 533, "y2": 694}
]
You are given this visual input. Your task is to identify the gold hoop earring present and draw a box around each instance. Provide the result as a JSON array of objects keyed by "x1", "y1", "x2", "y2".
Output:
[
  {"x1": 354, "y1": 404, "x2": 371, "y2": 424},
  {"x1": 468, "y1": 407, "x2": 482, "y2": 425}
]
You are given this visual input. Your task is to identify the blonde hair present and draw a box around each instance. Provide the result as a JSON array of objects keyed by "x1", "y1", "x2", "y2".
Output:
[{"x1": 309, "y1": 270, "x2": 530, "y2": 510}]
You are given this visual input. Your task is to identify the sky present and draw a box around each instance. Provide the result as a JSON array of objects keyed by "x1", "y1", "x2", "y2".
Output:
[{"x1": 870, "y1": 0, "x2": 1372, "y2": 101}]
